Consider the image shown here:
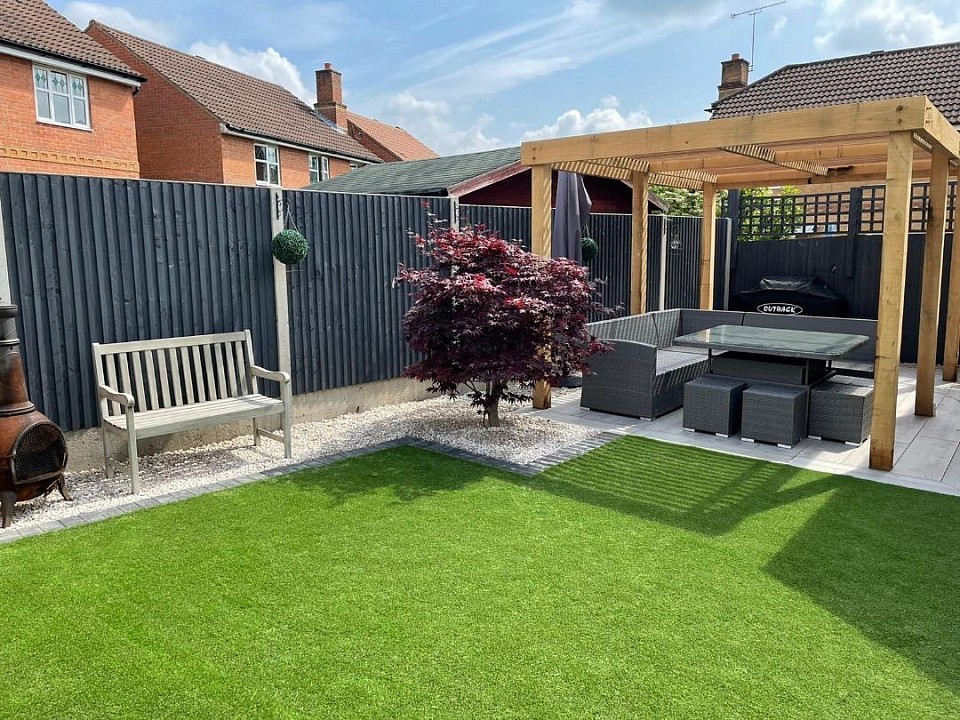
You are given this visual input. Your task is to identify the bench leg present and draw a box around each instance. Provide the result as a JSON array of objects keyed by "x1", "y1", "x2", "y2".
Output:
[
  {"x1": 125, "y1": 414, "x2": 140, "y2": 494},
  {"x1": 252, "y1": 418, "x2": 260, "y2": 447},
  {"x1": 101, "y1": 427, "x2": 114, "y2": 479},
  {"x1": 282, "y1": 387, "x2": 293, "y2": 459}
]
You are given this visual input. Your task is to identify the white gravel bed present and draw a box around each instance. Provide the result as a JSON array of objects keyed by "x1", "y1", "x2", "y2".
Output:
[{"x1": 5, "y1": 396, "x2": 597, "y2": 531}]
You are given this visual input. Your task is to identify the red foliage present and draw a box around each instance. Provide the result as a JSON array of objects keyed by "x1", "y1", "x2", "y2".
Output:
[{"x1": 395, "y1": 221, "x2": 611, "y2": 423}]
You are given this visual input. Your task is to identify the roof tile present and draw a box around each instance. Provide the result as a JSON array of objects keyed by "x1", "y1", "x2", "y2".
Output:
[
  {"x1": 347, "y1": 112, "x2": 438, "y2": 161},
  {"x1": 91, "y1": 22, "x2": 380, "y2": 162},
  {"x1": 712, "y1": 42, "x2": 960, "y2": 125},
  {"x1": 0, "y1": 0, "x2": 139, "y2": 78}
]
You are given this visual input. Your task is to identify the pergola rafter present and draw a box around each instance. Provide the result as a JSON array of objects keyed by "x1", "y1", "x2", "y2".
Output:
[{"x1": 521, "y1": 96, "x2": 960, "y2": 473}]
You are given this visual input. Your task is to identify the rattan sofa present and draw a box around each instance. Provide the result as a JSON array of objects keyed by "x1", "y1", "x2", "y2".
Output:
[{"x1": 580, "y1": 309, "x2": 876, "y2": 419}]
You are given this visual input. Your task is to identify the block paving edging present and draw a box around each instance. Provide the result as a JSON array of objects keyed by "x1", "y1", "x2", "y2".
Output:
[{"x1": 0, "y1": 432, "x2": 621, "y2": 545}]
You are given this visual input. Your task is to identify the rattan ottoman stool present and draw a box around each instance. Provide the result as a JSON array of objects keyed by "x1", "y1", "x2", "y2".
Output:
[
  {"x1": 808, "y1": 376, "x2": 874, "y2": 445},
  {"x1": 683, "y1": 375, "x2": 748, "y2": 437},
  {"x1": 741, "y1": 384, "x2": 809, "y2": 449}
]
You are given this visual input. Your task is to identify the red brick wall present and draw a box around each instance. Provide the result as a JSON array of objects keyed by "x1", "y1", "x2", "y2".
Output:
[
  {"x1": 0, "y1": 53, "x2": 139, "y2": 177},
  {"x1": 220, "y1": 137, "x2": 353, "y2": 188},
  {"x1": 87, "y1": 26, "x2": 224, "y2": 183},
  {"x1": 460, "y1": 170, "x2": 633, "y2": 213}
]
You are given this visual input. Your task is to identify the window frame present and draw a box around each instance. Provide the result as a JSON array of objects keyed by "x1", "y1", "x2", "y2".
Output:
[
  {"x1": 309, "y1": 154, "x2": 331, "y2": 183},
  {"x1": 33, "y1": 63, "x2": 91, "y2": 130},
  {"x1": 254, "y1": 143, "x2": 281, "y2": 187}
]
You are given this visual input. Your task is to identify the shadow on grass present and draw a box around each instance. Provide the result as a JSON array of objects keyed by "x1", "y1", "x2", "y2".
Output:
[
  {"x1": 275, "y1": 446, "x2": 500, "y2": 506},
  {"x1": 532, "y1": 436, "x2": 840, "y2": 536},
  {"x1": 766, "y1": 481, "x2": 960, "y2": 696}
]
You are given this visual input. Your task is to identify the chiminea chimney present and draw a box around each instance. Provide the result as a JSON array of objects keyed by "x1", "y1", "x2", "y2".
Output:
[
  {"x1": 315, "y1": 63, "x2": 348, "y2": 129},
  {"x1": 718, "y1": 53, "x2": 750, "y2": 101}
]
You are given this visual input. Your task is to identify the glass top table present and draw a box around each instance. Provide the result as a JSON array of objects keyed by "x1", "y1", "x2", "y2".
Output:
[{"x1": 673, "y1": 324, "x2": 869, "y2": 360}]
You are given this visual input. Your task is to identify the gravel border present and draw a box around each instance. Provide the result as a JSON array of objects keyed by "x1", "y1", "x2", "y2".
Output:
[{"x1": 1, "y1": 396, "x2": 615, "y2": 543}]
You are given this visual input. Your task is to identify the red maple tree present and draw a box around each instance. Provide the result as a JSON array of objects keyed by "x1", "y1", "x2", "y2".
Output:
[{"x1": 396, "y1": 222, "x2": 611, "y2": 426}]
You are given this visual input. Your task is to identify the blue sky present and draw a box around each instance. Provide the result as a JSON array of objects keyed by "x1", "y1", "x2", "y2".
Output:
[{"x1": 54, "y1": 0, "x2": 960, "y2": 156}]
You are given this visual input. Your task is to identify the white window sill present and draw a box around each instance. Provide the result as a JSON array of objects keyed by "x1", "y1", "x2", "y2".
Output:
[{"x1": 37, "y1": 117, "x2": 92, "y2": 132}]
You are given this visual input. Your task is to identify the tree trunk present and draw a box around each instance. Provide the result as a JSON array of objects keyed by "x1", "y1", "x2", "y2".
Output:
[
  {"x1": 487, "y1": 399, "x2": 501, "y2": 427},
  {"x1": 485, "y1": 381, "x2": 503, "y2": 428}
]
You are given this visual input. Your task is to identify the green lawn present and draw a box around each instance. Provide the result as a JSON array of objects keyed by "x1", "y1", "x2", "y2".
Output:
[{"x1": 2, "y1": 437, "x2": 959, "y2": 719}]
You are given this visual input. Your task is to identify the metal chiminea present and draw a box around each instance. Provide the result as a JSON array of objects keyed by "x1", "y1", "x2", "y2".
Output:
[{"x1": 0, "y1": 305, "x2": 69, "y2": 528}]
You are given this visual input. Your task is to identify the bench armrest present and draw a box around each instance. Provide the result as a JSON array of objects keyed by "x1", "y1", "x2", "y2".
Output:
[
  {"x1": 250, "y1": 365, "x2": 290, "y2": 384},
  {"x1": 97, "y1": 384, "x2": 135, "y2": 408}
]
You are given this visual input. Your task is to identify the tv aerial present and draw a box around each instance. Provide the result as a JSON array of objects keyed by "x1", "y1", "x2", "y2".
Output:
[{"x1": 731, "y1": 1, "x2": 787, "y2": 72}]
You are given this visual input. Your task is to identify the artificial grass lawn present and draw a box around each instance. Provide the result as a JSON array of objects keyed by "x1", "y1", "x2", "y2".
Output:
[{"x1": 1, "y1": 438, "x2": 959, "y2": 719}]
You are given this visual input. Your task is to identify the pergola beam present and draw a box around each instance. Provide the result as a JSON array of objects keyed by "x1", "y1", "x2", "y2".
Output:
[
  {"x1": 552, "y1": 161, "x2": 632, "y2": 181},
  {"x1": 700, "y1": 183, "x2": 717, "y2": 309},
  {"x1": 631, "y1": 172, "x2": 650, "y2": 314},
  {"x1": 530, "y1": 164, "x2": 552, "y2": 410},
  {"x1": 723, "y1": 144, "x2": 830, "y2": 176},
  {"x1": 915, "y1": 146, "x2": 950, "y2": 416},
  {"x1": 943, "y1": 163, "x2": 960, "y2": 382},
  {"x1": 521, "y1": 97, "x2": 932, "y2": 167},
  {"x1": 870, "y1": 131, "x2": 915, "y2": 471}
]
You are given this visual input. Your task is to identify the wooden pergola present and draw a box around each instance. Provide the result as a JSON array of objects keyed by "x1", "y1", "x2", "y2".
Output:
[{"x1": 521, "y1": 96, "x2": 960, "y2": 471}]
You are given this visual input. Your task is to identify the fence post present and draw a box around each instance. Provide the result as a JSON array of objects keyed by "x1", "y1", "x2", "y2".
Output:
[
  {"x1": 846, "y1": 186, "x2": 863, "y2": 279},
  {"x1": 270, "y1": 188, "x2": 292, "y2": 377},
  {"x1": 724, "y1": 188, "x2": 741, "y2": 270},
  {"x1": 0, "y1": 192, "x2": 11, "y2": 304}
]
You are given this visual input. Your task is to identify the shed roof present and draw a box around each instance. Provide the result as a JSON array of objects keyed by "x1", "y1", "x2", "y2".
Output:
[
  {"x1": 712, "y1": 42, "x2": 960, "y2": 126},
  {"x1": 309, "y1": 147, "x2": 521, "y2": 195},
  {"x1": 89, "y1": 22, "x2": 380, "y2": 162},
  {"x1": 0, "y1": 0, "x2": 140, "y2": 79}
]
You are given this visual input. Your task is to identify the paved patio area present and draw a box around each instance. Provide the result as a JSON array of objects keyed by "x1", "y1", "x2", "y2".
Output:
[{"x1": 525, "y1": 368, "x2": 960, "y2": 495}]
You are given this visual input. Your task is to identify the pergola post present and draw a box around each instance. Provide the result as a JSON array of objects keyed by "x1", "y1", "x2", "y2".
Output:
[
  {"x1": 870, "y1": 131, "x2": 915, "y2": 471},
  {"x1": 915, "y1": 146, "x2": 950, "y2": 416},
  {"x1": 943, "y1": 166, "x2": 960, "y2": 382},
  {"x1": 630, "y1": 171, "x2": 650, "y2": 314},
  {"x1": 700, "y1": 182, "x2": 717, "y2": 309},
  {"x1": 531, "y1": 164, "x2": 553, "y2": 409}
]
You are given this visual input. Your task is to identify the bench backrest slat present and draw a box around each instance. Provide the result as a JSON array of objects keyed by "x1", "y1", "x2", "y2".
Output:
[
  {"x1": 92, "y1": 332, "x2": 259, "y2": 419},
  {"x1": 233, "y1": 341, "x2": 248, "y2": 396},
  {"x1": 179, "y1": 346, "x2": 195, "y2": 404},
  {"x1": 155, "y1": 349, "x2": 172, "y2": 409}
]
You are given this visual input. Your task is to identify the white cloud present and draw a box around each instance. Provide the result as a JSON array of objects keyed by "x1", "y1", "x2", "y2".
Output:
[
  {"x1": 383, "y1": 93, "x2": 505, "y2": 155},
  {"x1": 62, "y1": 2, "x2": 174, "y2": 44},
  {"x1": 402, "y1": 0, "x2": 741, "y2": 101},
  {"x1": 772, "y1": 15, "x2": 788, "y2": 37},
  {"x1": 520, "y1": 97, "x2": 653, "y2": 141},
  {"x1": 188, "y1": 42, "x2": 311, "y2": 103},
  {"x1": 814, "y1": 0, "x2": 960, "y2": 54}
]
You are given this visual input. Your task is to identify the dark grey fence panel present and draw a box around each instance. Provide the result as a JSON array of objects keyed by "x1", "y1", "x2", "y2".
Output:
[
  {"x1": 283, "y1": 191, "x2": 449, "y2": 396},
  {"x1": 729, "y1": 232, "x2": 954, "y2": 363},
  {"x1": 0, "y1": 173, "x2": 277, "y2": 432},
  {"x1": 583, "y1": 213, "x2": 632, "y2": 318},
  {"x1": 460, "y1": 204, "x2": 532, "y2": 250}
]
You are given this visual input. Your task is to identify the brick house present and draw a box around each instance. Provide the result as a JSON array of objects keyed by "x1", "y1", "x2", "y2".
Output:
[
  {"x1": 86, "y1": 23, "x2": 381, "y2": 187},
  {"x1": 0, "y1": 0, "x2": 143, "y2": 178},
  {"x1": 709, "y1": 43, "x2": 960, "y2": 230},
  {"x1": 310, "y1": 146, "x2": 667, "y2": 214},
  {"x1": 313, "y1": 62, "x2": 438, "y2": 163}
]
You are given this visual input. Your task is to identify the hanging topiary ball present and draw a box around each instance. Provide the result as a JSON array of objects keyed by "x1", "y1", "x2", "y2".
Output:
[
  {"x1": 272, "y1": 229, "x2": 309, "y2": 265},
  {"x1": 581, "y1": 236, "x2": 599, "y2": 263}
]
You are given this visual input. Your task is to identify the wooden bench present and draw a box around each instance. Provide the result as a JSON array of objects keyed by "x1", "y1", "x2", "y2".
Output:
[{"x1": 92, "y1": 331, "x2": 292, "y2": 494}]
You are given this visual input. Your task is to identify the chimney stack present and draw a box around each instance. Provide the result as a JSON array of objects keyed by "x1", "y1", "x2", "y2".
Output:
[
  {"x1": 718, "y1": 53, "x2": 750, "y2": 101},
  {"x1": 315, "y1": 63, "x2": 347, "y2": 129}
]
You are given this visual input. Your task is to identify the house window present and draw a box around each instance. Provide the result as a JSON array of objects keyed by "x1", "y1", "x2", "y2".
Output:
[
  {"x1": 255, "y1": 144, "x2": 281, "y2": 186},
  {"x1": 309, "y1": 155, "x2": 331, "y2": 183},
  {"x1": 34, "y1": 65, "x2": 89, "y2": 129}
]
